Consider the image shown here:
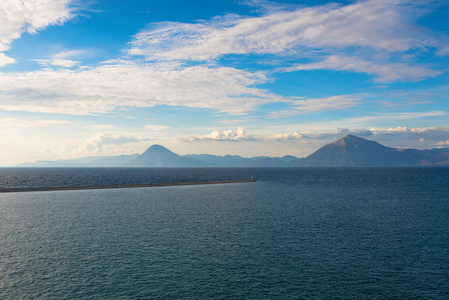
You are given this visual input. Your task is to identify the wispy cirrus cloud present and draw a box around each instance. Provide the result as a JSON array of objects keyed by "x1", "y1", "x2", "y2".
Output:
[
  {"x1": 144, "y1": 124, "x2": 170, "y2": 131},
  {"x1": 0, "y1": 0, "x2": 76, "y2": 66},
  {"x1": 281, "y1": 55, "x2": 442, "y2": 82},
  {"x1": 341, "y1": 111, "x2": 446, "y2": 127},
  {"x1": 0, "y1": 118, "x2": 71, "y2": 129},
  {"x1": 269, "y1": 95, "x2": 361, "y2": 118},
  {"x1": 128, "y1": 0, "x2": 445, "y2": 82},
  {"x1": 34, "y1": 49, "x2": 91, "y2": 68},
  {"x1": 130, "y1": 0, "x2": 441, "y2": 60}
]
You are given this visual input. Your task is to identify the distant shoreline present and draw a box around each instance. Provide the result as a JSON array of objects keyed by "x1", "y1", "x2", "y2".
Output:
[{"x1": 0, "y1": 179, "x2": 254, "y2": 194}]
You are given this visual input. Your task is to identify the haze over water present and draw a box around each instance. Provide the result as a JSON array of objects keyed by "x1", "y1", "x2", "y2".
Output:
[{"x1": 1, "y1": 168, "x2": 448, "y2": 298}]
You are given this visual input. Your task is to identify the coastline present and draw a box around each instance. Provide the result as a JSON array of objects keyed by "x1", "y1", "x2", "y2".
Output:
[{"x1": 0, "y1": 179, "x2": 254, "y2": 194}]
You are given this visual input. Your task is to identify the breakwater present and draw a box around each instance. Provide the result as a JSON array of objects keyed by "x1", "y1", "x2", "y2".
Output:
[{"x1": 0, "y1": 179, "x2": 254, "y2": 193}]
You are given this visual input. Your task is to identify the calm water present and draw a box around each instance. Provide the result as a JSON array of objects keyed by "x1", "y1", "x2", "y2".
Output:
[{"x1": 0, "y1": 168, "x2": 448, "y2": 299}]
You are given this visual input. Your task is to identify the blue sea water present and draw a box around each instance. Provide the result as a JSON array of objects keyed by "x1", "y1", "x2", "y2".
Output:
[{"x1": 0, "y1": 168, "x2": 448, "y2": 299}]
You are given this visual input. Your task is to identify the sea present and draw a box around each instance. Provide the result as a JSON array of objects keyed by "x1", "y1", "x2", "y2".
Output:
[{"x1": 0, "y1": 167, "x2": 448, "y2": 299}]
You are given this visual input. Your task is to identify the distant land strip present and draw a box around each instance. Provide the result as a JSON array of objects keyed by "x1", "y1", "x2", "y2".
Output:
[{"x1": 0, "y1": 179, "x2": 255, "y2": 194}]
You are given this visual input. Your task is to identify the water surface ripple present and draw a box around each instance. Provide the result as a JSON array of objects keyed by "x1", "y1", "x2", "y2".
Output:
[{"x1": 0, "y1": 168, "x2": 448, "y2": 298}]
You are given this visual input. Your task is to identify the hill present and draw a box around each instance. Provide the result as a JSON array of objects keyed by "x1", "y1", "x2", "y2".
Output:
[
  {"x1": 125, "y1": 145, "x2": 212, "y2": 167},
  {"x1": 13, "y1": 136, "x2": 449, "y2": 167},
  {"x1": 297, "y1": 135, "x2": 449, "y2": 167}
]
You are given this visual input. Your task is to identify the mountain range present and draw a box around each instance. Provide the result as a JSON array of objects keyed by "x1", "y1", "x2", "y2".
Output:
[{"x1": 15, "y1": 135, "x2": 449, "y2": 167}]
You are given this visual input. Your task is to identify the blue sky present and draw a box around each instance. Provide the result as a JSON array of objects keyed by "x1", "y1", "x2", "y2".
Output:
[{"x1": 1, "y1": 0, "x2": 449, "y2": 165}]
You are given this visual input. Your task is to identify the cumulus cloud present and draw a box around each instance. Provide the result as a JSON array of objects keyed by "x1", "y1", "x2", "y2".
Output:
[
  {"x1": 74, "y1": 133, "x2": 151, "y2": 154},
  {"x1": 269, "y1": 126, "x2": 449, "y2": 151},
  {"x1": 181, "y1": 126, "x2": 449, "y2": 151},
  {"x1": 186, "y1": 127, "x2": 258, "y2": 141},
  {"x1": 436, "y1": 140, "x2": 449, "y2": 147},
  {"x1": 366, "y1": 126, "x2": 449, "y2": 148},
  {"x1": 0, "y1": 0, "x2": 75, "y2": 66},
  {"x1": 337, "y1": 128, "x2": 373, "y2": 136},
  {"x1": 268, "y1": 131, "x2": 314, "y2": 141},
  {"x1": 365, "y1": 126, "x2": 449, "y2": 136},
  {"x1": 186, "y1": 128, "x2": 333, "y2": 142}
]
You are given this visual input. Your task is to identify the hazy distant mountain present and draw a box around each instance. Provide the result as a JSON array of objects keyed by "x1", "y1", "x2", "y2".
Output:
[
  {"x1": 13, "y1": 136, "x2": 449, "y2": 168},
  {"x1": 185, "y1": 153, "x2": 295, "y2": 167},
  {"x1": 243, "y1": 157, "x2": 290, "y2": 167},
  {"x1": 125, "y1": 145, "x2": 212, "y2": 167},
  {"x1": 185, "y1": 154, "x2": 244, "y2": 166},
  {"x1": 430, "y1": 148, "x2": 449, "y2": 153},
  {"x1": 296, "y1": 135, "x2": 449, "y2": 167},
  {"x1": 279, "y1": 155, "x2": 303, "y2": 164},
  {"x1": 16, "y1": 154, "x2": 139, "y2": 168},
  {"x1": 84, "y1": 154, "x2": 140, "y2": 167}
]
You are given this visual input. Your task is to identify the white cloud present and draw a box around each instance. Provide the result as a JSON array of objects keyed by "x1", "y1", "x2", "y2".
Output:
[
  {"x1": 186, "y1": 128, "x2": 331, "y2": 142},
  {"x1": 127, "y1": 0, "x2": 446, "y2": 83},
  {"x1": 269, "y1": 95, "x2": 361, "y2": 118},
  {"x1": 266, "y1": 129, "x2": 371, "y2": 141},
  {"x1": 0, "y1": 53, "x2": 16, "y2": 67},
  {"x1": 217, "y1": 118, "x2": 257, "y2": 125},
  {"x1": 436, "y1": 140, "x2": 449, "y2": 147},
  {"x1": 144, "y1": 124, "x2": 170, "y2": 131},
  {"x1": 0, "y1": 0, "x2": 75, "y2": 65},
  {"x1": 282, "y1": 55, "x2": 441, "y2": 82},
  {"x1": 268, "y1": 131, "x2": 314, "y2": 141},
  {"x1": 35, "y1": 59, "x2": 80, "y2": 68},
  {"x1": 74, "y1": 133, "x2": 152, "y2": 155},
  {"x1": 341, "y1": 111, "x2": 446, "y2": 127},
  {"x1": 365, "y1": 126, "x2": 449, "y2": 149},
  {"x1": 186, "y1": 127, "x2": 258, "y2": 141},
  {"x1": 369, "y1": 125, "x2": 449, "y2": 136},
  {"x1": 184, "y1": 125, "x2": 449, "y2": 146},
  {"x1": 130, "y1": 0, "x2": 439, "y2": 61},
  {"x1": 89, "y1": 124, "x2": 117, "y2": 130},
  {"x1": 0, "y1": 118, "x2": 70, "y2": 128},
  {"x1": 0, "y1": 62, "x2": 281, "y2": 115},
  {"x1": 337, "y1": 128, "x2": 373, "y2": 136},
  {"x1": 34, "y1": 49, "x2": 90, "y2": 67},
  {"x1": 22, "y1": 148, "x2": 53, "y2": 156}
]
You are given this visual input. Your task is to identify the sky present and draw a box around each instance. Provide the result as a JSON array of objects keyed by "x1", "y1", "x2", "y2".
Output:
[{"x1": 1, "y1": 0, "x2": 449, "y2": 165}]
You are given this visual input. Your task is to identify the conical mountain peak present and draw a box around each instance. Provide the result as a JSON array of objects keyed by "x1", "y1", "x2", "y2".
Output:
[
  {"x1": 146, "y1": 144, "x2": 171, "y2": 151},
  {"x1": 301, "y1": 135, "x2": 421, "y2": 166},
  {"x1": 127, "y1": 144, "x2": 211, "y2": 167}
]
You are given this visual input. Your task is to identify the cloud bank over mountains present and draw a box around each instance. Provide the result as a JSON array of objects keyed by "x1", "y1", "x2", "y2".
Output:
[{"x1": 184, "y1": 126, "x2": 449, "y2": 148}]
